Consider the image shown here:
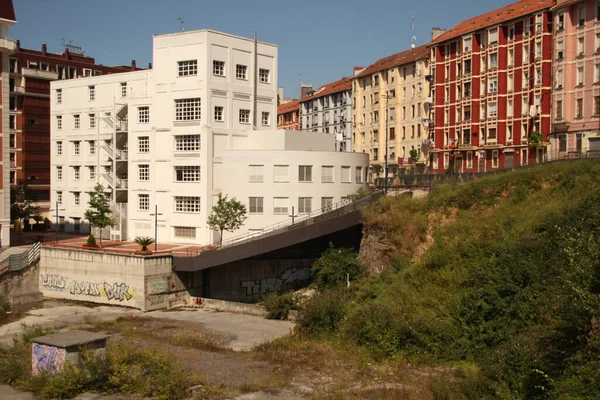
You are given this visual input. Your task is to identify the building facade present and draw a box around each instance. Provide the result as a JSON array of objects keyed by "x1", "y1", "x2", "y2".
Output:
[
  {"x1": 0, "y1": 0, "x2": 16, "y2": 246},
  {"x1": 299, "y1": 77, "x2": 352, "y2": 152},
  {"x1": 351, "y1": 46, "x2": 430, "y2": 182},
  {"x1": 51, "y1": 30, "x2": 368, "y2": 245},
  {"x1": 429, "y1": 0, "x2": 554, "y2": 174},
  {"x1": 277, "y1": 99, "x2": 300, "y2": 130},
  {"x1": 551, "y1": 0, "x2": 600, "y2": 158},
  {"x1": 9, "y1": 42, "x2": 138, "y2": 212}
]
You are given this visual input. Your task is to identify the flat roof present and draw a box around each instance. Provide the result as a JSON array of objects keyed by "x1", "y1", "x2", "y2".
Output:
[{"x1": 32, "y1": 330, "x2": 110, "y2": 348}]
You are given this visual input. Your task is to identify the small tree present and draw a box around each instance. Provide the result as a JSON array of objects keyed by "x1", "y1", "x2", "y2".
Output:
[
  {"x1": 207, "y1": 194, "x2": 247, "y2": 246},
  {"x1": 84, "y1": 184, "x2": 115, "y2": 247},
  {"x1": 528, "y1": 131, "x2": 544, "y2": 148},
  {"x1": 409, "y1": 148, "x2": 420, "y2": 162},
  {"x1": 134, "y1": 236, "x2": 155, "y2": 253},
  {"x1": 311, "y1": 243, "x2": 365, "y2": 291},
  {"x1": 11, "y1": 181, "x2": 41, "y2": 224}
]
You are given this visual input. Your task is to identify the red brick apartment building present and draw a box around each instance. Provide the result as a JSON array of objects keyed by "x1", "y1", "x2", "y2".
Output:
[
  {"x1": 9, "y1": 42, "x2": 140, "y2": 210},
  {"x1": 277, "y1": 99, "x2": 300, "y2": 130},
  {"x1": 428, "y1": 0, "x2": 554, "y2": 174}
]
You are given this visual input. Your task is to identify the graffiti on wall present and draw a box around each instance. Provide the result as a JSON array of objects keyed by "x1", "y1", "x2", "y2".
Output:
[
  {"x1": 40, "y1": 275, "x2": 135, "y2": 302},
  {"x1": 32, "y1": 343, "x2": 66, "y2": 375},
  {"x1": 241, "y1": 266, "x2": 311, "y2": 296},
  {"x1": 150, "y1": 281, "x2": 167, "y2": 293}
]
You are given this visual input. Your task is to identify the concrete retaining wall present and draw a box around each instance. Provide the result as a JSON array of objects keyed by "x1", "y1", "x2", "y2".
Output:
[
  {"x1": 40, "y1": 246, "x2": 176, "y2": 311},
  {"x1": 186, "y1": 296, "x2": 268, "y2": 317},
  {"x1": 0, "y1": 259, "x2": 43, "y2": 310}
]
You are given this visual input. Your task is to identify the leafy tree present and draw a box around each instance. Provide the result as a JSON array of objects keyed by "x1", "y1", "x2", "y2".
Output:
[
  {"x1": 346, "y1": 188, "x2": 370, "y2": 202},
  {"x1": 528, "y1": 131, "x2": 544, "y2": 148},
  {"x1": 134, "y1": 236, "x2": 155, "y2": 253},
  {"x1": 207, "y1": 194, "x2": 247, "y2": 246},
  {"x1": 409, "y1": 148, "x2": 420, "y2": 162},
  {"x1": 84, "y1": 184, "x2": 115, "y2": 247},
  {"x1": 10, "y1": 181, "x2": 41, "y2": 223},
  {"x1": 311, "y1": 243, "x2": 365, "y2": 291}
]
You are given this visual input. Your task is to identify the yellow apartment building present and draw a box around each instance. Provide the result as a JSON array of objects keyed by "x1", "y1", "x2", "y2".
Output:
[{"x1": 352, "y1": 45, "x2": 431, "y2": 182}]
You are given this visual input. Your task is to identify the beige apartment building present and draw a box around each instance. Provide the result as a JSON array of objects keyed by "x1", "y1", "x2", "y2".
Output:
[{"x1": 352, "y1": 45, "x2": 430, "y2": 182}]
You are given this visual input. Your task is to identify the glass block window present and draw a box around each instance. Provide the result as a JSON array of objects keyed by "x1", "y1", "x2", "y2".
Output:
[
  {"x1": 174, "y1": 166, "x2": 201, "y2": 182},
  {"x1": 178, "y1": 60, "x2": 198, "y2": 76},
  {"x1": 175, "y1": 98, "x2": 201, "y2": 121},
  {"x1": 175, "y1": 196, "x2": 201, "y2": 213},
  {"x1": 138, "y1": 194, "x2": 150, "y2": 211},
  {"x1": 175, "y1": 135, "x2": 200, "y2": 151}
]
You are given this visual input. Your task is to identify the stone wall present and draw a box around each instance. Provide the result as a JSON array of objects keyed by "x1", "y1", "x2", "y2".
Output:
[
  {"x1": 40, "y1": 246, "x2": 176, "y2": 311},
  {"x1": 0, "y1": 259, "x2": 43, "y2": 310}
]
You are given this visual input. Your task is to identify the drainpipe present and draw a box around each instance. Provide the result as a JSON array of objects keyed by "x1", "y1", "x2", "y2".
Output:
[{"x1": 253, "y1": 30, "x2": 258, "y2": 130}]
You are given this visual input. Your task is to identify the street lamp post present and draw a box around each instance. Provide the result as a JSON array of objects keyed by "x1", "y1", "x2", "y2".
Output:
[
  {"x1": 149, "y1": 204, "x2": 162, "y2": 252},
  {"x1": 50, "y1": 201, "x2": 65, "y2": 244}
]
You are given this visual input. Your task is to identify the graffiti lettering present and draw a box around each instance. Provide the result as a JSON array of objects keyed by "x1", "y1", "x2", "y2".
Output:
[
  {"x1": 150, "y1": 281, "x2": 167, "y2": 293},
  {"x1": 103, "y1": 282, "x2": 133, "y2": 302},
  {"x1": 40, "y1": 274, "x2": 66, "y2": 291},
  {"x1": 32, "y1": 344, "x2": 66, "y2": 375},
  {"x1": 148, "y1": 294, "x2": 166, "y2": 306},
  {"x1": 69, "y1": 281, "x2": 101, "y2": 297},
  {"x1": 241, "y1": 266, "x2": 311, "y2": 296}
]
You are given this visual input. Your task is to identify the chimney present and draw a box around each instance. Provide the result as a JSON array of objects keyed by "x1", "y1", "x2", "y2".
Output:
[
  {"x1": 64, "y1": 46, "x2": 70, "y2": 59},
  {"x1": 42, "y1": 44, "x2": 47, "y2": 56},
  {"x1": 300, "y1": 84, "x2": 313, "y2": 99},
  {"x1": 431, "y1": 27, "x2": 447, "y2": 41},
  {"x1": 131, "y1": 60, "x2": 136, "y2": 70},
  {"x1": 353, "y1": 66, "x2": 365, "y2": 77},
  {"x1": 148, "y1": 62, "x2": 152, "y2": 69},
  {"x1": 15, "y1": 40, "x2": 20, "y2": 51}
]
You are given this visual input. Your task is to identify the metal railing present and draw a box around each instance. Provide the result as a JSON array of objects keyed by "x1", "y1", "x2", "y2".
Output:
[
  {"x1": 0, "y1": 242, "x2": 41, "y2": 276},
  {"x1": 218, "y1": 192, "x2": 382, "y2": 249}
]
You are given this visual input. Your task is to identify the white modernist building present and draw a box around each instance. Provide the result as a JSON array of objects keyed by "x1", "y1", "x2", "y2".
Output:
[{"x1": 51, "y1": 30, "x2": 369, "y2": 245}]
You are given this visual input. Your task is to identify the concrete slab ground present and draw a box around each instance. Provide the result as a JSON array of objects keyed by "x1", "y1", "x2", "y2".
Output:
[{"x1": 146, "y1": 309, "x2": 295, "y2": 351}]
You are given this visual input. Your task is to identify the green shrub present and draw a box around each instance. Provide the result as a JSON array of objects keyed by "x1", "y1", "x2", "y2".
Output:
[
  {"x1": 311, "y1": 243, "x2": 364, "y2": 291},
  {"x1": 297, "y1": 291, "x2": 347, "y2": 337},
  {"x1": 262, "y1": 291, "x2": 299, "y2": 320},
  {"x1": 86, "y1": 234, "x2": 96, "y2": 246}
]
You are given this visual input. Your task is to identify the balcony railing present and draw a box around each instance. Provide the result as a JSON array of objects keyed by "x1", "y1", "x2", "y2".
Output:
[
  {"x1": 0, "y1": 38, "x2": 16, "y2": 52},
  {"x1": 21, "y1": 68, "x2": 59, "y2": 80}
]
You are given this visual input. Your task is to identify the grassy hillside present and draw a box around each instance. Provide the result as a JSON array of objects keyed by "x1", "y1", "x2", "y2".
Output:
[{"x1": 263, "y1": 159, "x2": 600, "y2": 399}]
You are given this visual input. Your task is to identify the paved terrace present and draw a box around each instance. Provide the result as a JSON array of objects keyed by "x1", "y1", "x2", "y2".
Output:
[{"x1": 43, "y1": 237, "x2": 216, "y2": 257}]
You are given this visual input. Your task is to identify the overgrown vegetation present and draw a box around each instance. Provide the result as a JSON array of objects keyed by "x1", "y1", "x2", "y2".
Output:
[
  {"x1": 287, "y1": 159, "x2": 600, "y2": 399},
  {"x1": 0, "y1": 325, "x2": 189, "y2": 399},
  {"x1": 262, "y1": 291, "x2": 299, "y2": 320}
]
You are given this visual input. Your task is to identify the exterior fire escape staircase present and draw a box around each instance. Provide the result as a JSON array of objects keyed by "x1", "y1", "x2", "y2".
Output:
[{"x1": 100, "y1": 103, "x2": 129, "y2": 241}]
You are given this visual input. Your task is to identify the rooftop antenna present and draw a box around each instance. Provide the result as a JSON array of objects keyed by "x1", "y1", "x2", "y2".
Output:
[
  {"x1": 177, "y1": 17, "x2": 185, "y2": 32},
  {"x1": 60, "y1": 38, "x2": 84, "y2": 55},
  {"x1": 297, "y1": 73, "x2": 302, "y2": 98},
  {"x1": 409, "y1": 12, "x2": 419, "y2": 48}
]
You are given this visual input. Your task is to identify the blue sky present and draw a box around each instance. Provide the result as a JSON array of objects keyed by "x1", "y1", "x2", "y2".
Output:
[{"x1": 13, "y1": 0, "x2": 511, "y2": 98}]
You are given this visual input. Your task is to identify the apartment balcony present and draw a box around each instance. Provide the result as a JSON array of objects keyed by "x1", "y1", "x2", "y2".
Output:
[
  {"x1": 21, "y1": 67, "x2": 59, "y2": 80},
  {"x1": 0, "y1": 38, "x2": 16, "y2": 53}
]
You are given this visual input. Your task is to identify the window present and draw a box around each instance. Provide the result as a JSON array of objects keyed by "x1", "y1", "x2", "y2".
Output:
[
  {"x1": 355, "y1": 167, "x2": 363, "y2": 183},
  {"x1": 138, "y1": 164, "x2": 150, "y2": 181},
  {"x1": 249, "y1": 197, "x2": 264, "y2": 214},
  {"x1": 466, "y1": 151, "x2": 473, "y2": 169},
  {"x1": 239, "y1": 109, "x2": 250, "y2": 124},
  {"x1": 175, "y1": 98, "x2": 201, "y2": 121},
  {"x1": 88, "y1": 140, "x2": 96, "y2": 155},
  {"x1": 559, "y1": 134, "x2": 567, "y2": 152},
  {"x1": 236, "y1": 64, "x2": 247, "y2": 80},
  {"x1": 577, "y1": 67, "x2": 584, "y2": 86},
  {"x1": 87, "y1": 113, "x2": 95, "y2": 129},
  {"x1": 56, "y1": 89, "x2": 62, "y2": 104},
  {"x1": 175, "y1": 196, "x2": 201, "y2": 213},
  {"x1": 89, "y1": 166, "x2": 95, "y2": 180},
  {"x1": 464, "y1": 59, "x2": 472, "y2": 74},
  {"x1": 525, "y1": 19, "x2": 531, "y2": 35},
  {"x1": 523, "y1": 45, "x2": 529, "y2": 63},
  {"x1": 595, "y1": 96, "x2": 600, "y2": 114},
  {"x1": 321, "y1": 166, "x2": 334, "y2": 183},
  {"x1": 83, "y1": 68, "x2": 92, "y2": 77},
  {"x1": 213, "y1": 60, "x2": 225, "y2": 76},
  {"x1": 259, "y1": 68, "x2": 270, "y2": 83},
  {"x1": 489, "y1": 28, "x2": 498, "y2": 44},
  {"x1": 57, "y1": 166, "x2": 62, "y2": 180},
  {"x1": 73, "y1": 166, "x2": 80, "y2": 180},
  {"x1": 463, "y1": 36, "x2": 472, "y2": 52},
  {"x1": 249, "y1": 165, "x2": 264, "y2": 183},
  {"x1": 178, "y1": 60, "x2": 198, "y2": 76},
  {"x1": 577, "y1": 99, "x2": 583, "y2": 118},
  {"x1": 262, "y1": 112, "x2": 270, "y2": 126},
  {"x1": 523, "y1": 71, "x2": 529, "y2": 89},
  {"x1": 488, "y1": 128, "x2": 497, "y2": 140},
  {"x1": 597, "y1": 64, "x2": 600, "y2": 82},
  {"x1": 556, "y1": 100, "x2": 563, "y2": 119},
  {"x1": 138, "y1": 106, "x2": 150, "y2": 123},
  {"x1": 273, "y1": 198, "x2": 289, "y2": 215},
  {"x1": 488, "y1": 102, "x2": 497, "y2": 118},
  {"x1": 489, "y1": 78, "x2": 498, "y2": 93},
  {"x1": 489, "y1": 53, "x2": 498, "y2": 68},
  {"x1": 56, "y1": 115, "x2": 62, "y2": 130},
  {"x1": 57, "y1": 141, "x2": 62, "y2": 155},
  {"x1": 138, "y1": 136, "x2": 149, "y2": 153},
  {"x1": 175, "y1": 135, "x2": 200, "y2": 151},
  {"x1": 579, "y1": 6, "x2": 586, "y2": 27},
  {"x1": 174, "y1": 226, "x2": 196, "y2": 238},
  {"x1": 120, "y1": 82, "x2": 127, "y2": 97},
  {"x1": 174, "y1": 166, "x2": 201, "y2": 182},
  {"x1": 508, "y1": 49, "x2": 514, "y2": 66},
  {"x1": 557, "y1": 69, "x2": 564, "y2": 88},
  {"x1": 558, "y1": 12, "x2": 564, "y2": 30},
  {"x1": 298, "y1": 197, "x2": 312, "y2": 213},
  {"x1": 74, "y1": 192, "x2": 80, "y2": 206},
  {"x1": 299, "y1": 165, "x2": 312, "y2": 182},
  {"x1": 578, "y1": 37, "x2": 584, "y2": 55},
  {"x1": 214, "y1": 106, "x2": 224, "y2": 122},
  {"x1": 73, "y1": 141, "x2": 80, "y2": 155},
  {"x1": 88, "y1": 85, "x2": 95, "y2": 101},
  {"x1": 509, "y1": 24, "x2": 515, "y2": 40},
  {"x1": 508, "y1": 73, "x2": 514, "y2": 91},
  {"x1": 321, "y1": 197, "x2": 333, "y2": 211},
  {"x1": 492, "y1": 150, "x2": 499, "y2": 168},
  {"x1": 273, "y1": 165, "x2": 289, "y2": 182},
  {"x1": 339, "y1": 166, "x2": 350, "y2": 183},
  {"x1": 57, "y1": 191, "x2": 62, "y2": 205},
  {"x1": 535, "y1": 42, "x2": 542, "y2": 58},
  {"x1": 74, "y1": 114, "x2": 80, "y2": 129},
  {"x1": 138, "y1": 194, "x2": 149, "y2": 211}
]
